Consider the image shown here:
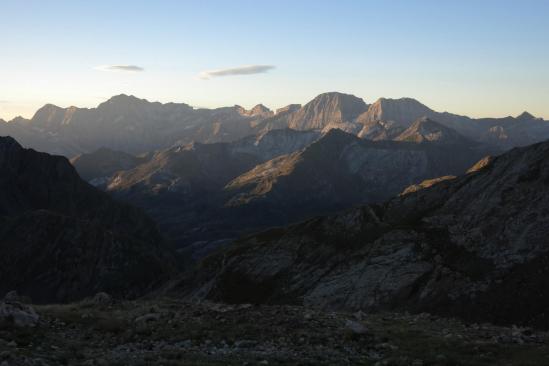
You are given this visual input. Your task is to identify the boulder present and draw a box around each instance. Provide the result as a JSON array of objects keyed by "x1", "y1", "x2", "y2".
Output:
[
  {"x1": 90, "y1": 292, "x2": 113, "y2": 305},
  {"x1": 0, "y1": 301, "x2": 40, "y2": 328}
]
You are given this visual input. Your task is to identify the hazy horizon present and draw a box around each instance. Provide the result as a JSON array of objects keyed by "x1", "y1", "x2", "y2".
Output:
[{"x1": 1, "y1": 0, "x2": 548, "y2": 120}]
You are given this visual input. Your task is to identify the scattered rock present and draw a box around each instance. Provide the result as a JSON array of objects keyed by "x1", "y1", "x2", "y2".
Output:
[
  {"x1": 235, "y1": 340, "x2": 258, "y2": 348},
  {"x1": 90, "y1": 292, "x2": 113, "y2": 305},
  {"x1": 0, "y1": 301, "x2": 39, "y2": 328},
  {"x1": 134, "y1": 313, "x2": 161, "y2": 323},
  {"x1": 345, "y1": 319, "x2": 370, "y2": 335}
]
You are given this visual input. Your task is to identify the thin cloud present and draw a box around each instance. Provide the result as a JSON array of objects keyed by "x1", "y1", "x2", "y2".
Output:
[
  {"x1": 199, "y1": 65, "x2": 275, "y2": 79},
  {"x1": 94, "y1": 65, "x2": 144, "y2": 72}
]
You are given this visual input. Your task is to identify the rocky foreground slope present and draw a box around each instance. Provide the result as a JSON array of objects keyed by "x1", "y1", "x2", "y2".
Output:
[
  {"x1": 174, "y1": 138, "x2": 549, "y2": 329},
  {"x1": 3, "y1": 298, "x2": 549, "y2": 366},
  {"x1": 0, "y1": 137, "x2": 174, "y2": 303}
]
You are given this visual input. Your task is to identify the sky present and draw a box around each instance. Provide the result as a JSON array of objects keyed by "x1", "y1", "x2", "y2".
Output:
[{"x1": 1, "y1": 0, "x2": 548, "y2": 120}]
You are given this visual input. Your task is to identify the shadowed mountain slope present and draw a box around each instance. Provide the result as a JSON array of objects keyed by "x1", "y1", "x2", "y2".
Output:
[
  {"x1": 0, "y1": 136, "x2": 174, "y2": 303},
  {"x1": 225, "y1": 129, "x2": 490, "y2": 216},
  {"x1": 70, "y1": 147, "x2": 148, "y2": 182}
]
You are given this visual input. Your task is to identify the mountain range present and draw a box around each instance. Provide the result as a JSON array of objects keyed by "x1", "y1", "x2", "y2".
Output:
[
  {"x1": 2, "y1": 92, "x2": 548, "y2": 158},
  {"x1": 91, "y1": 126, "x2": 492, "y2": 258}
]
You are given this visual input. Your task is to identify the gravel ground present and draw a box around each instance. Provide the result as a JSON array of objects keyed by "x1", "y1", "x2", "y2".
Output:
[{"x1": 1, "y1": 298, "x2": 549, "y2": 365}]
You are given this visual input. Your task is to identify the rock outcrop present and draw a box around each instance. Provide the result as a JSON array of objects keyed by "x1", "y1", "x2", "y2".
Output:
[{"x1": 0, "y1": 301, "x2": 39, "y2": 328}]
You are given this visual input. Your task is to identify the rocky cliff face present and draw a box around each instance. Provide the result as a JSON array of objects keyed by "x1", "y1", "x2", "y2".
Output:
[
  {"x1": 287, "y1": 92, "x2": 368, "y2": 130},
  {"x1": 177, "y1": 138, "x2": 549, "y2": 329},
  {"x1": 0, "y1": 136, "x2": 174, "y2": 303}
]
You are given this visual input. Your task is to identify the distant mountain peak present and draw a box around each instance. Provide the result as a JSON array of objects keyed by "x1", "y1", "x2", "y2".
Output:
[
  {"x1": 357, "y1": 97, "x2": 433, "y2": 126},
  {"x1": 516, "y1": 111, "x2": 536, "y2": 120},
  {"x1": 238, "y1": 104, "x2": 273, "y2": 117},
  {"x1": 251, "y1": 104, "x2": 270, "y2": 112},
  {"x1": 395, "y1": 117, "x2": 471, "y2": 144},
  {"x1": 308, "y1": 127, "x2": 359, "y2": 149},
  {"x1": 275, "y1": 104, "x2": 301, "y2": 115},
  {"x1": 311, "y1": 92, "x2": 367, "y2": 106},
  {"x1": 33, "y1": 103, "x2": 64, "y2": 115},
  {"x1": 376, "y1": 97, "x2": 424, "y2": 105},
  {"x1": 288, "y1": 92, "x2": 368, "y2": 130},
  {"x1": 101, "y1": 94, "x2": 150, "y2": 107},
  {"x1": 9, "y1": 116, "x2": 30, "y2": 124}
]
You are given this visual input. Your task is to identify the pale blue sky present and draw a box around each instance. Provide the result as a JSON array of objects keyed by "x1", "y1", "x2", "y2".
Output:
[{"x1": 1, "y1": 0, "x2": 548, "y2": 120}]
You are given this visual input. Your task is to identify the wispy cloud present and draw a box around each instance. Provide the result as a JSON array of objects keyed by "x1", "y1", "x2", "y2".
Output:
[
  {"x1": 94, "y1": 65, "x2": 144, "y2": 72},
  {"x1": 199, "y1": 65, "x2": 275, "y2": 79}
]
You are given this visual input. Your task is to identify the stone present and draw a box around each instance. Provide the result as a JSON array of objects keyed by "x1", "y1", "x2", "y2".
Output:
[
  {"x1": 90, "y1": 292, "x2": 113, "y2": 305},
  {"x1": 234, "y1": 340, "x2": 258, "y2": 348},
  {"x1": 345, "y1": 319, "x2": 369, "y2": 335},
  {"x1": 0, "y1": 302, "x2": 39, "y2": 328},
  {"x1": 135, "y1": 313, "x2": 161, "y2": 323}
]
